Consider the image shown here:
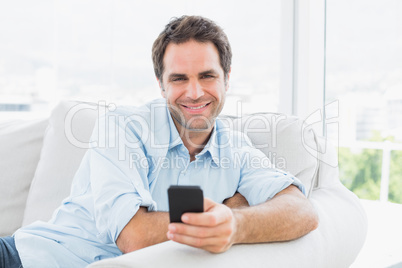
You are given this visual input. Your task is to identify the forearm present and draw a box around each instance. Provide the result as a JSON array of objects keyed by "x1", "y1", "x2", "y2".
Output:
[
  {"x1": 233, "y1": 185, "x2": 319, "y2": 244},
  {"x1": 116, "y1": 193, "x2": 247, "y2": 254},
  {"x1": 116, "y1": 207, "x2": 169, "y2": 253},
  {"x1": 223, "y1": 192, "x2": 249, "y2": 208}
]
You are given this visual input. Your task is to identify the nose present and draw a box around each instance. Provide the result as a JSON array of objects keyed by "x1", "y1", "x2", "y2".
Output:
[{"x1": 186, "y1": 79, "x2": 204, "y2": 100}]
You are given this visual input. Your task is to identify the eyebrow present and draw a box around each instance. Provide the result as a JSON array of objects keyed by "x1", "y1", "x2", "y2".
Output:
[
  {"x1": 199, "y1": 69, "x2": 219, "y2": 76},
  {"x1": 168, "y1": 73, "x2": 187, "y2": 80},
  {"x1": 167, "y1": 69, "x2": 220, "y2": 81}
]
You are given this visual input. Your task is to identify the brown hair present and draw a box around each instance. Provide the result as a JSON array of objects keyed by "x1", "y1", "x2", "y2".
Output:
[{"x1": 152, "y1": 15, "x2": 232, "y2": 82}]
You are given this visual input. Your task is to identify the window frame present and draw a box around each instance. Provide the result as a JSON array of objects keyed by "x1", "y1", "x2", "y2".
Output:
[{"x1": 279, "y1": 0, "x2": 326, "y2": 135}]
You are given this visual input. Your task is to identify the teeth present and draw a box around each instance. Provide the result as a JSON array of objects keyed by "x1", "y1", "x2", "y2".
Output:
[{"x1": 186, "y1": 104, "x2": 207, "y2": 109}]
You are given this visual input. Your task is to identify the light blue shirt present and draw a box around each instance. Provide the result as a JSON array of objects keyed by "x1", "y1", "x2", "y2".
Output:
[{"x1": 15, "y1": 98, "x2": 305, "y2": 268}]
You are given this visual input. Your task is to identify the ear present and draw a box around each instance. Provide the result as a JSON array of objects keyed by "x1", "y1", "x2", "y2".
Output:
[{"x1": 157, "y1": 77, "x2": 166, "y2": 98}]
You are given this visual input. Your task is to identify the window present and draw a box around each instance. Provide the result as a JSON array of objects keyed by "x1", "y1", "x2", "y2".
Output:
[
  {"x1": 0, "y1": 1, "x2": 283, "y2": 116},
  {"x1": 326, "y1": 0, "x2": 402, "y2": 203}
]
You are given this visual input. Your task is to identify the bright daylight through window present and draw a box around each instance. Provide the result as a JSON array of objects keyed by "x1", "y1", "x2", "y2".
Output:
[
  {"x1": 326, "y1": 0, "x2": 402, "y2": 204},
  {"x1": 0, "y1": 0, "x2": 281, "y2": 116}
]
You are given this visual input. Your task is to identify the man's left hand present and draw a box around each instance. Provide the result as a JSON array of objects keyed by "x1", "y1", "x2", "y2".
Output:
[{"x1": 167, "y1": 198, "x2": 237, "y2": 253}]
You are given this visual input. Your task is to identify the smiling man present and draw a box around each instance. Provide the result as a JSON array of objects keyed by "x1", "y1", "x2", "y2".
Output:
[
  {"x1": 115, "y1": 16, "x2": 318, "y2": 253},
  {"x1": 1, "y1": 16, "x2": 318, "y2": 268}
]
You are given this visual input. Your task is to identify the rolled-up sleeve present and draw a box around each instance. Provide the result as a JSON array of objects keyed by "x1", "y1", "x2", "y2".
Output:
[
  {"x1": 88, "y1": 113, "x2": 156, "y2": 244},
  {"x1": 236, "y1": 137, "x2": 305, "y2": 206}
]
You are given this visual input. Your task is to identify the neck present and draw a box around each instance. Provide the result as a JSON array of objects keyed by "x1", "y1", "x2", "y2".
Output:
[{"x1": 173, "y1": 120, "x2": 213, "y2": 161}]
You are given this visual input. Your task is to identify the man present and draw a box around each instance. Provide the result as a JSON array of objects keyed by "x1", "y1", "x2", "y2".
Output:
[{"x1": 0, "y1": 15, "x2": 318, "y2": 268}]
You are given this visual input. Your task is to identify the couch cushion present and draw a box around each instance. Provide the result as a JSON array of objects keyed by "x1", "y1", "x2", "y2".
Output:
[
  {"x1": 22, "y1": 101, "x2": 102, "y2": 226},
  {"x1": 0, "y1": 118, "x2": 48, "y2": 236}
]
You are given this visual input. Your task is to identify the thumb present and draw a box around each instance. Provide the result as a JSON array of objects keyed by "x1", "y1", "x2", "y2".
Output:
[{"x1": 203, "y1": 197, "x2": 217, "y2": 212}]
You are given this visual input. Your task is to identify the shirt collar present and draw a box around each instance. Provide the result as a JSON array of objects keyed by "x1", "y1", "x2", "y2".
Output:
[
  {"x1": 166, "y1": 107, "x2": 220, "y2": 164},
  {"x1": 196, "y1": 121, "x2": 219, "y2": 165},
  {"x1": 167, "y1": 107, "x2": 183, "y2": 150}
]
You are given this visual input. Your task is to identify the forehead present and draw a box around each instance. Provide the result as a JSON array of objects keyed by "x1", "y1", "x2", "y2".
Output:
[{"x1": 163, "y1": 40, "x2": 222, "y2": 76}]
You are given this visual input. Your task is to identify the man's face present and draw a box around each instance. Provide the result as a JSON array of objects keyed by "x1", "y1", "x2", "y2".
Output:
[{"x1": 159, "y1": 39, "x2": 229, "y2": 132}]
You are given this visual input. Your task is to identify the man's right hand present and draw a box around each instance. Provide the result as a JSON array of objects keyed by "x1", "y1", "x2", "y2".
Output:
[
  {"x1": 167, "y1": 198, "x2": 239, "y2": 253},
  {"x1": 115, "y1": 193, "x2": 249, "y2": 254}
]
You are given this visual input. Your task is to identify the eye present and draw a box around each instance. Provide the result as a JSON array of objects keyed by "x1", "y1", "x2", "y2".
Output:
[
  {"x1": 201, "y1": 74, "x2": 214, "y2": 79},
  {"x1": 172, "y1": 77, "x2": 186, "y2": 82}
]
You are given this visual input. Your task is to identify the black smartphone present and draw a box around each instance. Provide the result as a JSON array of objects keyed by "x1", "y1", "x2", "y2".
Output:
[{"x1": 168, "y1": 185, "x2": 204, "y2": 223}]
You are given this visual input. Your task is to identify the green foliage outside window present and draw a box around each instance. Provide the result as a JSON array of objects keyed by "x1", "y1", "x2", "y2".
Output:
[
  {"x1": 338, "y1": 132, "x2": 402, "y2": 204},
  {"x1": 389, "y1": 150, "x2": 402, "y2": 204}
]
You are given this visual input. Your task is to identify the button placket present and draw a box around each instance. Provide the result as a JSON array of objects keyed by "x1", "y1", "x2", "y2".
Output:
[{"x1": 180, "y1": 158, "x2": 189, "y2": 175}]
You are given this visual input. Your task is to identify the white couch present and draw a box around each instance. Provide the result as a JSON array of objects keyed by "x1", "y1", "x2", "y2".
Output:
[{"x1": 0, "y1": 101, "x2": 367, "y2": 267}]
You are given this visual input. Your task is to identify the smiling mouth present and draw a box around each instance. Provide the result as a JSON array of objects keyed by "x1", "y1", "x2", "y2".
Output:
[{"x1": 182, "y1": 103, "x2": 210, "y2": 110}]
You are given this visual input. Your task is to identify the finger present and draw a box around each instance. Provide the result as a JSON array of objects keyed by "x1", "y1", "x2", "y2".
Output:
[
  {"x1": 182, "y1": 204, "x2": 232, "y2": 227},
  {"x1": 168, "y1": 222, "x2": 228, "y2": 238},
  {"x1": 203, "y1": 197, "x2": 216, "y2": 212},
  {"x1": 180, "y1": 197, "x2": 216, "y2": 226}
]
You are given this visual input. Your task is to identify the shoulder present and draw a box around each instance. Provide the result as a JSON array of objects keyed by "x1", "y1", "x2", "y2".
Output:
[
  {"x1": 101, "y1": 98, "x2": 168, "y2": 133},
  {"x1": 106, "y1": 98, "x2": 167, "y2": 121},
  {"x1": 214, "y1": 118, "x2": 255, "y2": 157},
  {"x1": 212, "y1": 119, "x2": 268, "y2": 170},
  {"x1": 92, "y1": 99, "x2": 171, "y2": 151}
]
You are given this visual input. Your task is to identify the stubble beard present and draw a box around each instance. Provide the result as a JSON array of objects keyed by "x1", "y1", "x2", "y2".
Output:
[{"x1": 167, "y1": 100, "x2": 224, "y2": 132}]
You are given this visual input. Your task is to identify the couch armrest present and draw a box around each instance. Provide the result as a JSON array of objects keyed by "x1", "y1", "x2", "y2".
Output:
[{"x1": 88, "y1": 183, "x2": 367, "y2": 268}]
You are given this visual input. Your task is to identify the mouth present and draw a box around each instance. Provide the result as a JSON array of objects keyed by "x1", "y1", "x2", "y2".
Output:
[{"x1": 180, "y1": 102, "x2": 211, "y2": 113}]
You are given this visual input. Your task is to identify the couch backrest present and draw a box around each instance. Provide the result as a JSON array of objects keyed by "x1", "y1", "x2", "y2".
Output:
[
  {"x1": 0, "y1": 118, "x2": 48, "y2": 236},
  {"x1": 0, "y1": 101, "x2": 322, "y2": 234},
  {"x1": 22, "y1": 101, "x2": 100, "y2": 227}
]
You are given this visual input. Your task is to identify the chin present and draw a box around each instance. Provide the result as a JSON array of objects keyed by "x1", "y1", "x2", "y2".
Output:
[
  {"x1": 188, "y1": 126, "x2": 210, "y2": 132},
  {"x1": 186, "y1": 121, "x2": 212, "y2": 131}
]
